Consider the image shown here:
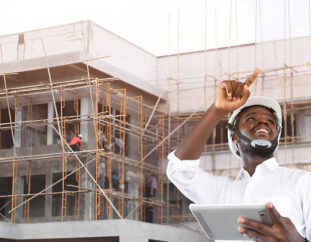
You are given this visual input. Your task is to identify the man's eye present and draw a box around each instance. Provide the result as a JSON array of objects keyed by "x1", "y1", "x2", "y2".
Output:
[
  {"x1": 246, "y1": 117, "x2": 255, "y2": 122},
  {"x1": 268, "y1": 120, "x2": 276, "y2": 125}
]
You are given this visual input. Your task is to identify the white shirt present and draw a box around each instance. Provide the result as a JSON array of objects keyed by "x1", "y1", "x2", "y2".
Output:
[{"x1": 166, "y1": 151, "x2": 311, "y2": 242}]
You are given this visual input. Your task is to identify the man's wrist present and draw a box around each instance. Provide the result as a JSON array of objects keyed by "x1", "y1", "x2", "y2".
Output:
[{"x1": 211, "y1": 103, "x2": 228, "y2": 117}]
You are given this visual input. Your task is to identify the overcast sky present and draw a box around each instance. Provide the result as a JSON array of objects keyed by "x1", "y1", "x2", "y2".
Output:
[{"x1": 0, "y1": 0, "x2": 310, "y2": 55}]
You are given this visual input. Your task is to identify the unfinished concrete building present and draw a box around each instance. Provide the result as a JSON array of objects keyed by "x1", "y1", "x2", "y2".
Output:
[{"x1": 0, "y1": 19, "x2": 311, "y2": 242}]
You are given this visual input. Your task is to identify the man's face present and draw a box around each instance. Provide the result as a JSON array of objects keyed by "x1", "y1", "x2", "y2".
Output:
[{"x1": 236, "y1": 106, "x2": 279, "y2": 142}]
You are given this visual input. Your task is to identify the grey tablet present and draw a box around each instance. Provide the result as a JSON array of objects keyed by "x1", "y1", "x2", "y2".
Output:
[{"x1": 189, "y1": 203, "x2": 273, "y2": 241}]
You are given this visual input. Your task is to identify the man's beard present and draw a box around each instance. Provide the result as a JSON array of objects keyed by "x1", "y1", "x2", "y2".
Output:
[
  {"x1": 234, "y1": 128, "x2": 279, "y2": 158},
  {"x1": 238, "y1": 136, "x2": 278, "y2": 158}
]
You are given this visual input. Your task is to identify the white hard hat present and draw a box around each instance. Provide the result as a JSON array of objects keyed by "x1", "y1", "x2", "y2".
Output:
[
  {"x1": 227, "y1": 96, "x2": 282, "y2": 159},
  {"x1": 78, "y1": 134, "x2": 83, "y2": 139}
]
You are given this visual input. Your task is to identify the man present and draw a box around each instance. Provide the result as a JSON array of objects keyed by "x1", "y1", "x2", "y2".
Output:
[
  {"x1": 166, "y1": 69, "x2": 311, "y2": 241},
  {"x1": 69, "y1": 134, "x2": 82, "y2": 151}
]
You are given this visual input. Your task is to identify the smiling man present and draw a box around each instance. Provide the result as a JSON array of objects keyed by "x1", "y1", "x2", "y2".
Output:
[{"x1": 166, "y1": 69, "x2": 311, "y2": 242}]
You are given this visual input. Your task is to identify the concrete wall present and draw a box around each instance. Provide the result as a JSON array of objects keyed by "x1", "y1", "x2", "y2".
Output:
[
  {"x1": 0, "y1": 22, "x2": 87, "y2": 73},
  {"x1": 89, "y1": 23, "x2": 157, "y2": 83},
  {"x1": 0, "y1": 220, "x2": 205, "y2": 242}
]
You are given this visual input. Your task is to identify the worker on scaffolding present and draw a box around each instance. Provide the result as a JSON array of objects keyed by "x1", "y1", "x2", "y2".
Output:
[
  {"x1": 98, "y1": 161, "x2": 106, "y2": 188},
  {"x1": 166, "y1": 69, "x2": 311, "y2": 242},
  {"x1": 69, "y1": 134, "x2": 83, "y2": 151}
]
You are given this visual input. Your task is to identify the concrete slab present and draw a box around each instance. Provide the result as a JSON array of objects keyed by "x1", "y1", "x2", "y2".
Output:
[
  {"x1": 0, "y1": 220, "x2": 205, "y2": 242},
  {"x1": 0, "y1": 222, "x2": 17, "y2": 239}
]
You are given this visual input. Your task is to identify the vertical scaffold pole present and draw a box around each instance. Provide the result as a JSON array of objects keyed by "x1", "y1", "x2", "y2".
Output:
[
  {"x1": 60, "y1": 87, "x2": 67, "y2": 221},
  {"x1": 136, "y1": 96, "x2": 144, "y2": 221},
  {"x1": 105, "y1": 83, "x2": 112, "y2": 219},
  {"x1": 95, "y1": 78, "x2": 100, "y2": 220},
  {"x1": 74, "y1": 97, "x2": 80, "y2": 219},
  {"x1": 117, "y1": 89, "x2": 126, "y2": 218},
  {"x1": 160, "y1": 115, "x2": 165, "y2": 224},
  {"x1": 24, "y1": 102, "x2": 32, "y2": 221},
  {"x1": 11, "y1": 157, "x2": 17, "y2": 223},
  {"x1": 24, "y1": 162, "x2": 31, "y2": 222}
]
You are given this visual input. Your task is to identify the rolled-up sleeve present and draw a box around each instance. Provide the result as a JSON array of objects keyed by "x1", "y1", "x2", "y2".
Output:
[{"x1": 166, "y1": 151, "x2": 228, "y2": 204}]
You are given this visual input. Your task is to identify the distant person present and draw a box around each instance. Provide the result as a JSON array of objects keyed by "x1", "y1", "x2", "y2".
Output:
[
  {"x1": 69, "y1": 134, "x2": 82, "y2": 151},
  {"x1": 147, "y1": 175, "x2": 157, "y2": 197},
  {"x1": 98, "y1": 130, "x2": 106, "y2": 149},
  {"x1": 111, "y1": 170, "x2": 119, "y2": 190},
  {"x1": 98, "y1": 161, "x2": 106, "y2": 188},
  {"x1": 114, "y1": 137, "x2": 125, "y2": 154}
]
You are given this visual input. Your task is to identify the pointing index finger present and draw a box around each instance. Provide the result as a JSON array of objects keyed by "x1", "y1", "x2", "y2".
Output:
[{"x1": 244, "y1": 68, "x2": 260, "y2": 88}]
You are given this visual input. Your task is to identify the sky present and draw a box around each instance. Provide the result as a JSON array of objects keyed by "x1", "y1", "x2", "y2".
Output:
[{"x1": 0, "y1": 0, "x2": 310, "y2": 56}]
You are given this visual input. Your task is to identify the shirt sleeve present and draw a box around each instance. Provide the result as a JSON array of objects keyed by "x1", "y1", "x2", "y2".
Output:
[
  {"x1": 166, "y1": 150, "x2": 229, "y2": 204},
  {"x1": 299, "y1": 172, "x2": 311, "y2": 241}
]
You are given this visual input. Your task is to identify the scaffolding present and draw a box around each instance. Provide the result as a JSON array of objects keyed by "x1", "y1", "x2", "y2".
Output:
[
  {"x1": 0, "y1": 75, "x2": 177, "y2": 224},
  {"x1": 1, "y1": 0, "x2": 311, "y2": 226},
  {"x1": 0, "y1": 52, "x2": 311, "y2": 226}
]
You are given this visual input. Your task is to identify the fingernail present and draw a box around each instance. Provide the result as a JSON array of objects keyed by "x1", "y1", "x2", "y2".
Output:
[
  {"x1": 238, "y1": 226, "x2": 244, "y2": 233},
  {"x1": 238, "y1": 217, "x2": 245, "y2": 223},
  {"x1": 268, "y1": 202, "x2": 273, "y2": 208},
  {"x1": 243, "y1": 233, "x2": 250, "y2": 239}
]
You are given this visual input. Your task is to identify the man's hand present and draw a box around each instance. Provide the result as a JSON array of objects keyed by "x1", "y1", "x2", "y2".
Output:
[
  {"x1": 237, "y1": 202, "x2": 306, "y2": 242},
  {"x1": 215, "y1": 68, "x2": 259, "y2": 112}
]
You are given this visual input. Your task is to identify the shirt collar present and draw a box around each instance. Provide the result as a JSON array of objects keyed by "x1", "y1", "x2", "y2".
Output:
[{"x1": 235, "y1": 157, "x2": 279, "y2": 180}]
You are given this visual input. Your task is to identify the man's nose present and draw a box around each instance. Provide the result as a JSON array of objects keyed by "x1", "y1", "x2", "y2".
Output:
[{"x1": 256, "y1": 117, "x2": 269, "y2": 125}]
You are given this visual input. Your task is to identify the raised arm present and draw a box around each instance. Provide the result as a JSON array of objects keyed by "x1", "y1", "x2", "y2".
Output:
[{"x1": 175, "y1": 69, "x2": 259, "y2": 160}]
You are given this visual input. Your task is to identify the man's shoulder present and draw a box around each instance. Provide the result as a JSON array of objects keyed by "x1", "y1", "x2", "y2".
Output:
[
  {"x1": 277, "y1": 165, "x2": 311, "y2": 181},
  {"x1": 278, "y1": 165, "x2": 311, "y2": 173}
]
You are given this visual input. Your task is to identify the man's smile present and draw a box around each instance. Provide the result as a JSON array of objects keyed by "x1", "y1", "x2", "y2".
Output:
[{"x1": 254, "y1": 128, "x2": 270, "y2": 135}]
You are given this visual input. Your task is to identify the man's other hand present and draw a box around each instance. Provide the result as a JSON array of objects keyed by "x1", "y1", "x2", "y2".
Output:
[
  {"x1": 237, "y1": 202, "x2": 306, "y2": 242},
  {"x1": 215, "y1": 68, "x2": 259, "y2": 113}
]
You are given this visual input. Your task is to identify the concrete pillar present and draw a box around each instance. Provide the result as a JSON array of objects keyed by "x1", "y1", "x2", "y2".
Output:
[
  {"x1": 80, "y1": 97, "x2": 96, "y2": 220},
  {"x1": 14, "y1": 176, "x2": 24, "y2": 219},
  {"x1": 45, "y1": 172, "x2": 53, "y2": 218},
  {"x1": 125, "y1": 171, "x2": 139, "y2": 220},
  {"x1": 47, "y1": 102, "x2": 54, "y2": 145},
  {"x1": 14, "y1": 109, "x2": 22, "y2": 148},
  {"x1": 81, "y1": 161, "x2": 94, "y2": 221},
  {"x1": 80, "y1": 97, "x2": 96, "y2": 149}
]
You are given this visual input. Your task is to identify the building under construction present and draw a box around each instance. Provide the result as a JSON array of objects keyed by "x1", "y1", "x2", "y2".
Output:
[{"x1": 0, "y1": 20, "x2": 311, "y2": 242}]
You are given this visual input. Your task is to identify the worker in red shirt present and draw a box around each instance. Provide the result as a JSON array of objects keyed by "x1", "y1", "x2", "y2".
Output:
[{"x1": 69, "y1": 134, "x2": 82, "y2": 151}]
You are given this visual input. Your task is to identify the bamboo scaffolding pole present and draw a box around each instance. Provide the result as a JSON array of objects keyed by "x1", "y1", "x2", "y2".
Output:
[
  {"x1": 176, "y1": 12, "x2": 180, "y2": 114},
  {"x1": 117, "y1": 88, "x2": 126, "y2": 218},
  {"x1": 283, "y1": 0, "x2": 288, "y2": 164},
  {"x1": 142, "y1": 90, "x2": 163, "y2": 135},
  {"x1": 104, "y1": 82, "x2": 113, "y2": 219},
  {"x1": 74, "y1": 96, "x2": 80, "y2": 219},
  {"x1": 136, "y1": 96, "x2": 144, "y2": 221},
  {"x1": 60, "y1": 87, "x2": 68, "y2": 221},
  {"x1": 287, "y1": 0, "x2": 296, "y2": 168},
  {"x1": 24, "y1": 163, "x2": 31, "y2": 222},
  {"x1": 24, "y1": 101, "x2": 32, "y2": 222},
  {"x1": 95, "y1": 78, "x2": 101, "y2": 220}
]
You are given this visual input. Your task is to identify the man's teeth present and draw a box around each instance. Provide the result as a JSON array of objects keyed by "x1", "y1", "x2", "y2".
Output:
[{"x1": 256, "y1": 129, "x2": 269, "y2": 134}]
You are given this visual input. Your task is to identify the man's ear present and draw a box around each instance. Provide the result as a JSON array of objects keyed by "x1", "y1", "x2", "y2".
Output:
[{"x1": 232, "y1": 134, "x2": 239, "y2": 143}]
